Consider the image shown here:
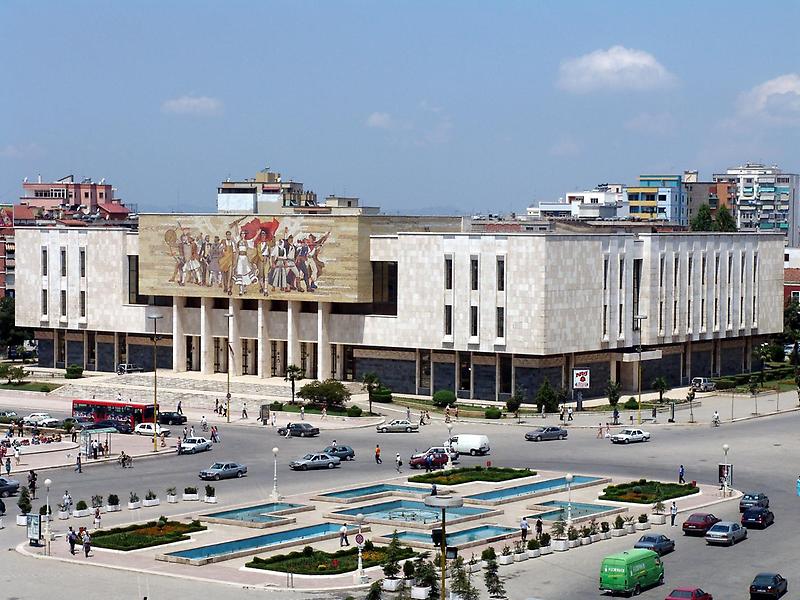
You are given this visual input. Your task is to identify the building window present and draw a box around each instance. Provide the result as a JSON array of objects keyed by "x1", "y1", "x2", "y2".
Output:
[
  {"x1": 728, "y1": 254, "x2": 732, "y2": 285},
  {"x1": 618, "y1": 303, "x2": 623, "y2": 335},
  {"x1": 41, "y1": 290, "x2": 47, "y2": 315},
  {"x1": 60, "y1": 248, "x2": 67, "y2": 277},
  {"x1": 470, "y1": 257, "x2": 479, "y2": 291},
  {"x1": 727, "y1": 297, "x2": 731, "y2": 327},
  {"x1": 701, "y1": 298, "x2": 706, "y2": 328},
  {"x1": 371, "y1": 261, "x2": 397, "y2": 315},
  {"x1": 701, "y1": 255, "x2": 706, "y2": 285},
  {"x1": 79, "y1": 248, "x2": 86, "y2": 278},
  {"x1": 688, "y1": 255, "x2": 693, "y2": 284},
  {"x1": 673, "y1": 300, "x2": 678, "y2": 332},
  {"x1": 127, "y1": 255, "x2": 145, "y2": 304},
  {"x1": 496, "y1": 306, "x2": 505, "y2": 338},
  {"x1": 444, "y1": 257, "x2": 453, "y2": 290},
  {"x1": 80, "y1": 291, "x2": 86, "y2": 317},
  {"x1": 659, "y1": 255, "x2": 665, "y2": 288},
  {"x1": 753, "y1": 254, "x2": 758, "y2": 283},
  {"x1": 687, "y1": 299, "x2": 692, "y2": 330},
  {"x1": 603, "y1": 304, "x2": 608, "y2": 337},
  {"x1": 618, "y1": 257, "x2": 624, "y2": 289},
  {"x1": 740, "y1": 296, "x2": 745, "y2": 326},
  {"x1": 792, "y1": 291, "x2": 800, "y2": 302},
  {"x1": 470, "y1": 305, "x2": 479, "y2": 337},
  {"x1": 603, "y1": 257, "x2": 608, "y2": 291},
  {"x1": 496, "y1": 257, "x2": 505, "y2": 291},
  {"x1": 658, "y1": 301, "x2": 663, "y2": 332},
  {"x1": 632, "y1": 259, "x2": 642, "y2": 326},
  {"x1": 60, "y1": 290, "x2": 67, "y2": 317},
  {"x1": 41, "y1": 248, "x2": 48, "y2": 276},
  {"x1": 673, "y1": 255, "x2": 679, "y2": 288},
  {"x1": 753, "y1": 295, "x2": 758, "y2": 325},
  {"x1": 714, "y1": 298, "x2": 718, "y2": 328},
  {"x1": 444, "y1": 305, "x2": 452, "y2": 336}
]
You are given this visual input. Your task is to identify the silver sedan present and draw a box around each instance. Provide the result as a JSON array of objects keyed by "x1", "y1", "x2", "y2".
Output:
[
  {"x1": 289, "y1": 452, "x2": 341, "y2": 471},
  {"x1": 705, "y1": 521, "x2": 747, "y2": 546},
  {"x1": 377, "y1": 419, "x2": 420, "y2": 433}
]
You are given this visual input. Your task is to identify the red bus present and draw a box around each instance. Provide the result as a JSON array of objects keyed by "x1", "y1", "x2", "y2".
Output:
[{"x1": 72, "y1": 399, "x2": 157, "y2": 429}]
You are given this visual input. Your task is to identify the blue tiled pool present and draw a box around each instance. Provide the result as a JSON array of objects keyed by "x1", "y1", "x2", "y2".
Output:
[
  {"x1": 392, "y1": 525, "x2": 518, "y2": 547},
  {"x1": 164, "y1": 523, "x2": 347, "y2": 563},
  {"x1": 334, "y1": 500, "x2": 490, "y2": 524},
  {"x1": 320, "y1": 484, "x2": 429, "y2": 500},
  {"x1": 466, "y1": 476, "x2": 600, "y2": 502},
  {"x1": 529, "y1": 500, "x2": 617, "y2": 521},
  {"x1": 206, "y1": 502, "x2": 302, "y2": 523}
]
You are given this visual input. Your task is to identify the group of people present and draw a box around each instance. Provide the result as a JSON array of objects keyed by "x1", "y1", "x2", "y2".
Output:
[
  {"x1": 519, "y1": 516, "x2": 544, "y2": 543},
  {"x1": 443, "y1": 405, "x2": 458, "y2": 423},
  {"x1": 67, "y1": 526, "x2": 93, "y2": 558}
]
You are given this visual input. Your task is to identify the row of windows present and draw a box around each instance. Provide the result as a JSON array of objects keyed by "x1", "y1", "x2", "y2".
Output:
[
  {"x1": 443, "y1": 305, "x2": 505, "y2": 339},
  {"x1": 444, "y1": 256, "x2": 505, "y2": 292},
  {"x1": 41, "y1": 247, "x2": 86, "y2": 278},
  {"x1": 42, "y1": 290, "x2": 86, "y2": 318}
]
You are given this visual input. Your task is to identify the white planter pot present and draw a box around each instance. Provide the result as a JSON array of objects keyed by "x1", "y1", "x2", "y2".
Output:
[
  {"x1": 167, "y1": 495, "x2": 178, "y2": 504},
  {"x1": 552, "y1": 540, "x2": 570, "y2": 552},
  {"x1": 411, "y1": 586, "x2": 432, "y2": 599},
  {"x1": 611, "y1": 528, "x2": 625, "y2": 537},
  {"x1": 467, "y1": 562, "x2": 482, "y2": 573},
  {"x1": 649, "y1": 514, "x2": 666, "y2": 525},
  {"x1": 580, "y1": 537, "x2": 592, "y2": 546},
  {"x1": 513, "y1": 552, "x2": 527, "y2": 562},
  {"x1": 450, "y1": 593, "x2": 466, "y2": 600},
  {"x1": 539, "y1": 545, "x2": 552, "y2": 555},
  {"x1": 58, "y1": 511, "x2": 69, "y2": 520},
  {"x1": 635, "y1": 522, "x2": 650, "y2": 531},
  {"x1": 602, "y1": 531, "x2": 611, "y2": 540},
  {"x1": 204, "y1": 496, "x2": 217, "y2": 504},
  {"x1": 498, "y1": 554, "x2": 514, "y2": 565},
  {"x1": 382, "y1": 578, "x2": 404, "y2": 592},
  {"x1": 625, "y1": 523, "x2": 636, "y2": 534},
  {"x1": 127, "y1": 501, "x2": 141, "y2": 510},
  {"x1": 527, "y1": 548, "x2": 540, "y2": 559},
  {"x1": 72, "y1": 509, "x2": 91, "y2": 518},
  {"x1": 106, "y1": 504, "x2": 121, "y2": 513},
  {"x1": 591, "y1": 534, "x2": 602, "y2": 543},
  {"x1": 143, "y1": 498, "x2": 160, "y2": 507},
  {"x1": 568, "y1": 539, "x2": 580, "y2": 548},
  {"x1": 182, "y1": 493, "x2": 199, "y2": 501},
  {"x1": 16, "y1": 515, "x2": 28, "y2": 526}
]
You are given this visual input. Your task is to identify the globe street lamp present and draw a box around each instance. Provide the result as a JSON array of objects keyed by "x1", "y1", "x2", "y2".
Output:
[
  {"x1": 44, "y1": 477, "x2": 52, "y2": 555},
  {"x1": 271, "y1": 447, "x2": 282, "y2": 501},
  {"x1": 722, "y1": 444, "x2": 730, "y2": 497},
  {"x1": 565, "y1": 473, "x2": 574, "y2": 527},
  {"x1": 425, "y1": 494, "x2": 464, "y2": 600},
  {"x1": 355, "y1": 513, "x2": 367, "y2": 584},
  {"x1": 445, "y1": 423, "x2": 453, "y2": 471}
]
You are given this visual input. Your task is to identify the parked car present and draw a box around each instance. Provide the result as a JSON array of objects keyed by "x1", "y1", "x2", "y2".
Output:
[
  {"x1": 180, "y1": 437, "x2": 212, "y2": 454},
  {"x1": 322, "y1": 445, "x2": 355, "y2": 461},
  {"x1": 116, "y1": 363, "x2": 143, "y2": 374},
  {"x1": 749, "y1": 573, "x2": 787, "y2": 598},
  {"x1": 199, "y1": 461, "x2": 247, "y2": 480},
  {"x1": 705, "y1": 521, "x2": 747, "y2": 546},
  {"x1": 598, "y1": 549, "x2": 664, "y2": 597},
  {"x1": 739, "y1": 492, "x2": 769, "y2": 512},
  {"x1": 410, "y1": 445, "x2": 458, "y2": 463},
  {"x1": 610, "y1": 428, "x2": 650, "y2": 444},
  {"x1": 22, "y1": 413, "x2": 59, "y2": 427},
  {"x1": 134, "y1": 422, "x2": 170, "y2": 436},
  {"x1": 377, "y1": 419, "x2": 419, "y2": 433},
  {"x1": 446, "y1": 434, "x2": 490, "y2": 455},
  {"x1": 277, "y1": 423, "x2": 320, "y2": 437},
  {"x1": 61, "y1": 416, "x2": 94, "y2": 431},
  {"x1": 289, "y1": 452, "x2": 340, "y2": 471},
  {"x1": 89, "y1": 419, "x2": 133, "y2": 434},
  {"x1": 634, "y1": 533, "x2": 675, "y2": 556},
  {"x1": 0, "y1": 477, "x2": 20, "y2": 497},
  {"x1": 664, "y1": 588, "x2": 713, "y2": 600},
  {"x1": 741, "y1": 507, "x2": 775, "y2": 529},
  {"x1": 525, "y1": 426, "x2": 568, "y2": 442},
  {"x1": 682, "y1": 513, "x2": 721, "y2": 536},
  {"x1": 690, "y1": 377, "x2": 716, "y2": 392},
  {"x1": 0, "y1": 411, "x2": 17, "y2": 418},
  {"x1": 158, "y1": 411, "x2": 187, "y2": 425}
]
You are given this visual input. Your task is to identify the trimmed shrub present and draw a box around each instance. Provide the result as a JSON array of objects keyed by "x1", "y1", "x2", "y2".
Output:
[
  {"x1": 623, "y1": 397, "x2": 639, "y2": 410},
  {"x1": 372, "y1": 386, "x2": 393, "y2": 403},
  {"x1": 75, "y1": 500, "x2": 88, "y2": 511},
  {"x1": 432, "y1": 389, "x2": 456, "y2": 408},
  {"x1": 539, "y1": 533, "x2": 551, "y2": 546},
  {"x1": 346, "y1": 405, "x2": 363, "y2": 417},
  {"x1": 269, "y1": 401, "x2": 284, "y2": 411},
  {"x1": 65, "y1": 364, "x2": 84, "y2": 379},
  {"x1": 480, "y1": 547, "x2": 496, "y2": 561},
  {"x1": 204, "y1": 485, "x2": 215, "y2": 497},
  {"x1": 484, "y1": 407, "x2": 502, "y2": 419},
  {"x1": 714, "y1": 378, "x2": 735, "y2": 390},
  {"x1": 107, "y1": 494, "x2": 119, "y2": 506}
]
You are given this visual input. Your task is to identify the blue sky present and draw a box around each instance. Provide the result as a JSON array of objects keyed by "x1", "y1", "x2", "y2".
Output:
[{"x1": 2, "y1": 1, "x2": 800, "y2": 214}]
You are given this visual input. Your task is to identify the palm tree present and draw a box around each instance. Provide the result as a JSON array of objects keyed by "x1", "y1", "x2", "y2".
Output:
[
  {"x1": 361, "y1": 372, "x2": 381, "y2": 416},
  {"x1": 284, "y1": 364, "x2": 304, "y2": 404},
  {"x1": 651, "y1": 376, "x2": 669, "y2": 403}
]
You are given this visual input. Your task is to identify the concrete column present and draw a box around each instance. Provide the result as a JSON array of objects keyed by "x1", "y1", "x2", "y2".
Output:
[
  {"x1": 609, "y1": 357, "x2": 617, "y2": 383},
  {"x1": 229, "y1": 298, "x2": 241, "y2": 376},
  {"x1": 257, "y1": 300, "x2": 270, "y2": 378},
  {"x1": 684, "y1": 341, "x2": 692, "y2": 382},
  {"x1": 113, "y1": 333, "x2": 119, "y2": 370},
  {"x1": 200, "y1": 297, "x2": 213, "y2": 374},
  {"x1": 191, "y1": 337, "x2": 200, "y2": 370},
  {"x1": 495, "y1": 354, "x2": 501, "y2": 401},
  {"x1": 287, "y1": 300, "x2": 301, "y2": 369},
  {"x1": 335, "y1": 344, "x2": 344, "y2": 379},
  {"x1": 415, "y1": 349, "x2": 421, "y2": 395},
  {"x1": 316, "y1": 302, "x2": 330, "y2": 380},
  {"x1": 172, "y1": 297, "x2": 186, "y2": 373}
]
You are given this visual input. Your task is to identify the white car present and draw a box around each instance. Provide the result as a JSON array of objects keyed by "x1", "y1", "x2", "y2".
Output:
[
  {"x1": 179, "y1": 437, "x2": 212, "y2": 454},
  {"x1": 610, "y1": 428, "x2": 651, "y2": 444},
  {"x1": 134, "y1": 422, "x2": 171, "y2": 436},
  {"x1": 22, "y1": 412, "x2": 59, "y2": 427}
]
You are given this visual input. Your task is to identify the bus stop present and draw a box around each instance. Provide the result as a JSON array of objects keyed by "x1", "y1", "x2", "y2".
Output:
[{"x1": 80, "y1": 428, "x2": 116, "y2": 458}]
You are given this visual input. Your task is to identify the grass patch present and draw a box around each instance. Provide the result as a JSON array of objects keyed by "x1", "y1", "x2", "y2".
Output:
[
  {"x1": 0, "y1": 381, "x2": 61, "y2": 392},
  {"x1": 92, "y1": 519, "x2": 206, "y2": 551},
  {"x1": 409, "y1": 466, "x2": 535, "y2": 486},
  {"x1": 246, "y1": 544, "x2": 414, "y2": 575},
  {"x1": 600, "y1": 480, "x2": 699, "y2": 504}
]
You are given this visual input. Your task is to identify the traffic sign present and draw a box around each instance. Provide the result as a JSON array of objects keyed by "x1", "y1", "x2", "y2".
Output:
[{"x1": 355, "y1": 533, "x2": 364, "y2": 545}]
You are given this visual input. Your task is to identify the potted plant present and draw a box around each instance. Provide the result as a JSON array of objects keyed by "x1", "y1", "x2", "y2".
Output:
[
  {"x1": 91, "y1": 495, "x2": 104, "y2": 510},
  {"x1": 589, "y1": 519, "x2": 602, "y2": 543},
  {"x1": 551, "y1": 518, "x2": 569, "y2": 552},
  {"x1": 635, "y1": 513, "x2": 651, "y2": 531},
  {"x1": 538, "y1": 532, "x2": 552, "y2": 555},
  {"x1": 166, "y1": 487, "x2": 178, "y2": 504},
  {"x1": 381, "y1": 533, "x2": 404, "y2": 592},
  {"x1": 57, "y1": 503, "x2": 70, "y2": 520},
  {"x1": 480, "y1": 547, "x2": 496, "y2": 569},
  {"x1": 498, "y1": 545, "x2": 514, "y2": 565},
  {"x1": 526, "y1": 539, "x2": 541, "y2": 559},
  {"x1": 183, "y1": 486, "x2": 199, "y2": 501},
  {"x1": 513, "y1": 541, "x2": 527, "y2": 562},
  {"x1": 600, "y1": 521, "x2": 611, "y2": 540},
  {"x1": 73, "y1": 499, "x2": 91, "y2": 518},
  {"x1": 127, "y1": 491, "x2": 141, "y2": 510},
  {"x1": 567, "y1": 526, "x2": 580, "y2": 548},
  {"x1": 624, "y1": 515, "x2": 636, "y2": 534},
  {"x1": 403, "y1": 558, "x2": 416, "y2": 582},
  {"x1": 204, "y1": 484, "x2": 217, "y2": 504},
  {"x1": 650, "y1": 501, "x2": 667, "y2": 525},
  {"x1": 579, "y1": 525, "x2": 592, "y2": 546},
  {"x1": 483, "y1": 552, "x2": 506, "y2": 599},
  {"x1": 467, "y1": 553, "x2": 481, "y2": 573},
  {"x1": 411, "y1": 556, "x2": 438, "y2": 600},
  {"x1": 16, "y1": 488, "x2": 31, "y2": 526},
  {"x1": 143, "y1": 489, "x2": 160, "y2": 507},
  {"x1": 106, "y1": 493, "x2": 121, "y2": 513},
  {"x1": 611, "y1": 514, "x2": 625, "y2": 537},
  {"x1": 38, "y1": 504, "x2": 52, "y2": 522}
]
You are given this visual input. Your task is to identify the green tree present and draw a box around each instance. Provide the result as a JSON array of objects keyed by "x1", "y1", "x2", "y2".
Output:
[
  {"x1": 382, "y1": 531, "x2": 402, "y2": 579},
  {"x1": 651, "y1": 376, "x2": 669, "y2": 403},
  {"x1": 9, "y1": 366, "x2": 28, "y2": 384},
  {"x1": 431, "y1": 389, "x2": 456, "y2": 408},
  {"x1": 17, "y1": 487, "x2": 31, "y2": 514},
  {"x1": 0, "y1": 364, "x2": 9, "y2": 384},
  {"x1": 0, "y1": 297, "x2": 30, "y2": 351},
  {"x1": 450, "y1": 556, "x2": 479, "y2": 600},
  {"x1": 753, "y1": 343, "x2": 772, "y2": 385},
  {"x1": 364, "y1": 580, "x2": 383, "y2": 600},
  {"x1": 505, "y1": 387, "x2": 524, "y2": 420},
  {"x1": 606, "y1": 380, "x2": 621, "y2": 408},
  {"x1": 361, "y1": 372, "x2": 381, "y2": 416},
  {"x1": 284, "y1": 364, "x2": 304, "y2": 404},
  {"x1": 690, "y1": 204, "x2": 714, "y2": 231},
  {"x1": 534, "y1": 379, "x2": 558, "y2": 413},
  {"x1": 784, "y1": 299, "x2": 800, "y2": 342},
  {"x1": 483, "y1": 556, "x2": 506, "y2": 599},
  {"x1": 714, "y1": 205, "x2": 737, "y2": 232},
  {"x1": 296, "y1": 379, "x2": 351, "y2": 409}
]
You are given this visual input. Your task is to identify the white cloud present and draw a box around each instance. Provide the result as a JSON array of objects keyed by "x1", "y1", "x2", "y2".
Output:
[
  {"x1": 365, "y1": 112, "x2": 396, "y2": 129},
  {"x1": 0, "y1": 143, "x2": 43, "y2": 159},
  {"x1": 624, "y1": 112, "x2": 677, "y2": 135},
  {"x1": 161, "y1": 95, "x2": 223, "y2": 116},
  {"x1": 739, "y1": 74, "x2": 800, "y2": 123},
  {"x1": 557, "y1": 46, "x2": 676, "y2": 93},
  {"x1": 549, "y1": 136, "x2": 581, "y2": 157}
]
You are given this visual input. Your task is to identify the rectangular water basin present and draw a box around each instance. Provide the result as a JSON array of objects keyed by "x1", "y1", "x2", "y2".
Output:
[
  {"x1": 158, "y1": 522, "x2": 364, "y2": 566},
  {"x1": 465, "y1": 475, "x2": 606, "y2": 505},
  {"x1": 202, "y1": 502, "x2": 311, "y2": 529},
  {"x1": 328, "y1": 499, "x2": 501, "y2": 529},
  {"x1": 527, "y1": 500, "x2": 624, "y2": 522},
  {"x1": 377, "y1": 525, "x2": 519, "y2": 549},
  {"x1": 313, "y1": 483, "x2": 431, "y2": 504}
]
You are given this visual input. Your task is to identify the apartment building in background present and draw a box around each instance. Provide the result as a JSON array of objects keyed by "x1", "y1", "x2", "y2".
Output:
[
  {"x1": 683, "y1": 170, "x2": 737, "y2": 224},
  {"x1": 627, "y1": 174, "x2": 687, "y2": 226}
]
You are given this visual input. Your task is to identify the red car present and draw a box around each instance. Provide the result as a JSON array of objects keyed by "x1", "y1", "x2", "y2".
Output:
[
  {"x1": 665, "y1": 588, "x2": 713, "y2": 600},
  {"x1": 682, "y1": 512, "x2": 720, "y2": 536},
  {"x1": 409, "y1": 451, "x2": 449, "y2": 469}
]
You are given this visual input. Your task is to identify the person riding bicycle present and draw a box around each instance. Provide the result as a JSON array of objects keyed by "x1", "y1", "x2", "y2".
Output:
[{"x1": 712, "y1": 410, "x2": 720, "y2": 426}]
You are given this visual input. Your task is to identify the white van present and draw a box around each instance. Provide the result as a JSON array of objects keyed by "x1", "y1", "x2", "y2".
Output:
[{"x1": 446, "y1": 434, "x2": 490, "y2": 456}]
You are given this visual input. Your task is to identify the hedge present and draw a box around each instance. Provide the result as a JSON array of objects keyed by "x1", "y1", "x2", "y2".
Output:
[
  {"x1": 484, "y1": 407, "x2": 502, "y2": 419},
  {"x1": 409, "y1": 466, "x2": 535, "y2": 486},
  {"x1": 346, "y1": 405, "x2": 363, "y2": 417},
  {"x1": 623, "y1": 397, "x2": 639, "y2": 410},
  {"x1": 432, "y1": 390, "x2": 456, "y2": 407},
  {"x1": 600, "y1": 479, "x2": 699, "y2": 503},
  {"x1": 92, "y1": 519, "x2": 205, "y2": 551},
  {"x1": 372, "y1": 386, "x2": 393, "y2": 403},
  {"x1": 246, "y1": 544, "x2": 414, "y2": 575}
]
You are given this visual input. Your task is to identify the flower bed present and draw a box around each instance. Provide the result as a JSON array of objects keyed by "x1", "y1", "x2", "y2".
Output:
[
  {"x1": 599, "y1": 480, "x2": 698, "y2": 503},
  {"x1": 409, "y1": 466, "x2": 535, "y2": 486},
  {"x1": 92, "y1": 519, "x2": 205, "y2": 551},
  {"x1": 245, "y1": 543, "x2": 414, "y2": 575}
]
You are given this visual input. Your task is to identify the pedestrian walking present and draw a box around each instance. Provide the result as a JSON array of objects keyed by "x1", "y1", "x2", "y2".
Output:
[
  {"x1": 520, "y1": 516, "x2": 529, "y2": 543},
  {"x1": 4, "y1": 457, "x2": 10, "y2": 477},
  {"x1": 559, "y1": 406, "x2": 565, "y2": 421},
  {"x1": 444, "y1": 406, "x2": 451, "y2": 423},
  {"x1": 425, "y1": 454, "x2": 433, "y2": 473},
  {"x1": 320, "y1": 407, "x2": 327, "y2": 420},
  {"x1": 103, "y1": 441, "x2": 109, "y2": 456},
  {"x1": 331, "y1": 439, "x2": 337, "y2": 451},
  {"x1": 613, "y1": 408, "x2": 619, "y2": 425},
  {"x1": 284, "y1": 423, "x2": 292, "y2": 439},
  {"x1": 339, "y1": 524, "x2": 350, "y2": 547},
  {"x1": 75, "y1": 453, "x2": 82, "y2": 473},
  {"x1": 419, "y1": 413, "x2": 425, "y2": 427},
  {"x1": 92, "y1": 440, "x2": 99, "y2": 460},
  {"x1": 535, "y1": 518, "x2": 543, "y2": 539},
  {"x1": 93, "y1": 507, "x2": 102, "y2": 529},
  {"x1": 63, "y1": 491, "x2": 72, "y2": 513},
  {"x1": 541, "y1": 404, "x2": 545, "y2": 419},
  {"x1": 14, "y1": 446, "x2": 20, "y2": 466},
  {"x1": 67, "y1": 527, "x2": 78, "y2": 555},
  {"x1": 28, "y1": 469, "x2": 37, "y2": 499},
  {"x1": 176, "y1": 438, "x2": 182, "y2": 455},
  {"x1": 425, "y1": 410, "x2": 431, "y2": 424},
  {"x1": 454, "y1": 405, "x2": 459, "y2": 420},
  {"x1": 375, "y1": 444, "x2": 382, "y2": 464},
  {"x1": 189, "y1": 425, "x2": 195, "y2": 438},
  {"x1": 214, "y1": 398, "x2": 219, "y2": 413},
  {"x1": 670, "y1": 501, "x2": 678, "y2": 526},
  {"x1": 567, "y1": 407, "x2": 574, "y2": 421},
  {"x1": 71, "y1": 429, "x2": 77, "y2": 443},
  {"x1": 300, "y1": 406, "x2": 305, "y2": 421},
  {"x1": 395, "y1": 453, "x2": 402, "y2": 473},
  {"x1": 177, "y1": 400, "x2": 183, "y2": 415},
  {"x1": 82, "y1": 530, "x2": 92, "y2": 557},
  {"x1": 678, "y1": 465, "x2": 685, "y2": 484},
  {"x1": 182, "y1": 426, "x2": 188, "y2": 441},
  {"x1": 596, "y1": 423, "x2": 603, "y2": 438},
  {"x1": 242, "y1": 403, "x2": 248, "y2": 419},
  {"x1": 605, "y1": 423, "x2": 611, "y2": 437},
  {"x1": 406, "y1": 406, "x2": 411, "y2": 421}
]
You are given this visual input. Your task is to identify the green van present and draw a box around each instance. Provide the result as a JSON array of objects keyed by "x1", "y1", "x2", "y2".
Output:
[{"x1": 599, "y1": 549, "x2": 664, "y2": 596}]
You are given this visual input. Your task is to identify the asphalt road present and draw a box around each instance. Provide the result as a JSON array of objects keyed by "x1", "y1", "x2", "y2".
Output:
[{"x1": 3, "y1": 406, "x2": 799, "y2": 600}]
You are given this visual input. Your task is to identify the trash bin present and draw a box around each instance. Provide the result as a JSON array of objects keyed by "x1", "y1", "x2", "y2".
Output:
[{"x1": 691, "y1": 480, "x2": 696, "y2": 487}]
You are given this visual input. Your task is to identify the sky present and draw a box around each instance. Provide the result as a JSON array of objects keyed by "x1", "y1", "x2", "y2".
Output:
[{"x1": 2, "y1": 1, "x2": 800, "y2": 215}]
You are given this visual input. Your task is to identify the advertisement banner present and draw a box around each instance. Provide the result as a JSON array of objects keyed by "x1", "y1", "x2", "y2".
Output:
[
  {"x1": 572, "y1": 369, "x2": 590, "y2": 390},
  {"x1": 718, "y1": 463, "x2": 734, "y2": 487}
]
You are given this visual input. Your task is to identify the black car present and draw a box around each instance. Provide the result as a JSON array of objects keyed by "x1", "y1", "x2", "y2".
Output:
[
  {"x1": 277, "y1": 423, "x2": 320, "y2": 437},
  {"x1": 159, "y1": 412, "x2": 187, "y2": 425},
  {"x1": 740, "y1": 492, "x2": 769, "y2": 512},
  {"x1": 750, "y1": 572, "x2": 787, "y2": 598},
  {"x1": 90, "y1": 419, "x2": 133, "y2": 434},
  {"x1": 0, "y1": 477, "x2": 20, "y2": 498},
  {"x1": 741, "y1": 507, "x2": 775, "y2": 529}
]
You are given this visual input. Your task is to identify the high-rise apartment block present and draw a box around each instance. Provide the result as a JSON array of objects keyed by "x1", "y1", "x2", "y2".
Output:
[{"x1": 627, "y1": 175, "x2": 687, "y2": 226}]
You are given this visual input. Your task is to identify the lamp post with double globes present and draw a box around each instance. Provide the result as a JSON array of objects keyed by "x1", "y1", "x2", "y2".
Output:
[
  {"x1": 44, "y1": 477, "x2": 52, "y2": 555},
  {"x1": 271, "y1": 447, "x2": 282, "y2": 501},
  {"x1": 565, "y1": 473, "x2": 574, "y2": 527},
  {"x1": 355, "y1": 513, "x2": 367, "y2": 584}
]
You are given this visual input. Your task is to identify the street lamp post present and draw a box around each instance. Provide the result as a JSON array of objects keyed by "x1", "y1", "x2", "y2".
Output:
[
  {"x1": 44, "y1": 478, "x2": 51, "y2": 556},
  {"x1": 722, "y1": 444, "x2": 730, "y2": 498},
  {"x1": 425, "y1": 494, "x2": 464, "y2": 600},
  {"x1": 565, "y1": 473, "x2": 574, "y2": 527},
  {"x1": 355, "y1": 513, "x2": 367, "y2": 584},
  {"x1": 223, "y1": 312, "x2": 234, "y2": 424},
  {"x1": 634, "y1": 315, "x2": 647, "y2": 425},
  {"x1": 271, "y1": 446, "x2": 282, "y2": 501},
  {"x1": 147, "y1": 313, "x2": 163, "y2": 452},
  {"x1": 445, "y1": 422, "x2": 453, "y2": 471}
]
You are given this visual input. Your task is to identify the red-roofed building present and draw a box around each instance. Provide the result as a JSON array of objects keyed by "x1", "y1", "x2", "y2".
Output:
[
  {"x1": 785, "y1": 268, "x2": 800, "y2": 304},
  {"x1": 98, "y1": 203, "x2": 130, "y2": 220}
]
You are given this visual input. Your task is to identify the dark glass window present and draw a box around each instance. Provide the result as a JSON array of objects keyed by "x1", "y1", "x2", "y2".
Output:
[
  {"x1": 470, "y1": 305, "x2": 478, "y2": 336},
  {"x1": 496, "y1": 306, "x2": 505, "y2": 338},
  {"x1": 444, "y1": 305, "x2": 453, "y2": 336},
  {"x1": 496, "y1": 257, "x2": 505, "y2": 291},
  {"x1": 372, "y1": 261, "x2": 398, "y2": 315},
  {"x1": 444, "y1": 257, "x2": 453, "y2": 290},
  {"x1": 470, "y1": 258, "x2": 479, "y2": 291}
]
